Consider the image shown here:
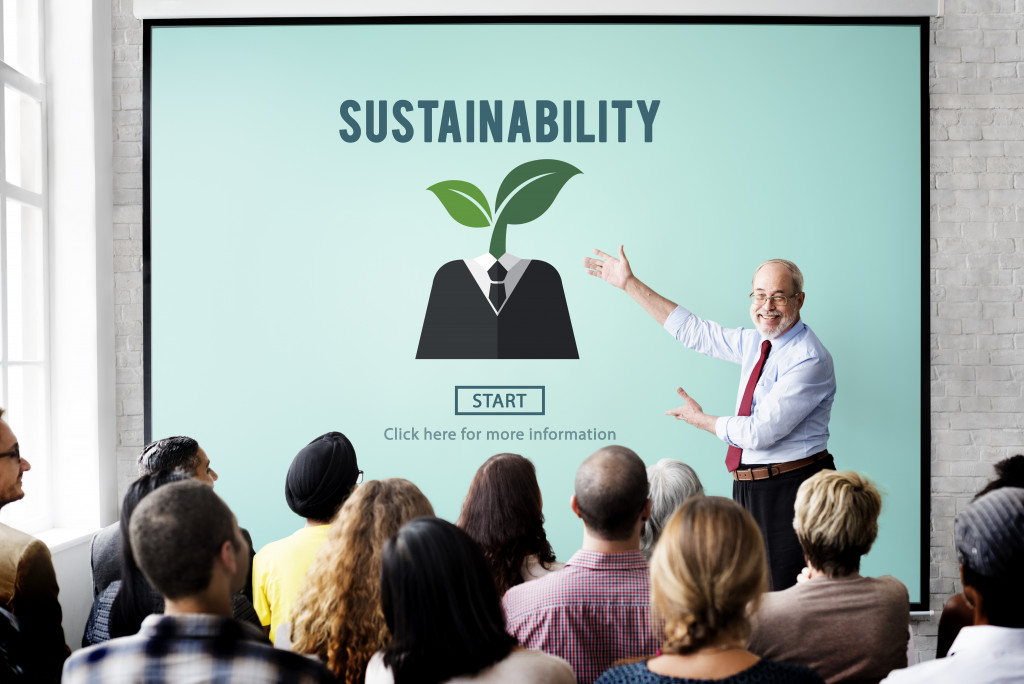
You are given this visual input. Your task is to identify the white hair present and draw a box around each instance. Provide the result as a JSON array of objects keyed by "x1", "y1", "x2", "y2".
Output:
[
  {"x1": 641, "y1": 458, "x2": 705, "y2": 556},
  {"x1": 753, "y1": 259, "x2": 804, "y2": 293}
]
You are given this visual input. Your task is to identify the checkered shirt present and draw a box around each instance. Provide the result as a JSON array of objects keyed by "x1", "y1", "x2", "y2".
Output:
[
  {"x1": 62, "y1": 613, "x2": 333, "y2": 684},
  {"x1": 502, "y1": 550, "x2": 658, "y2": 684}
]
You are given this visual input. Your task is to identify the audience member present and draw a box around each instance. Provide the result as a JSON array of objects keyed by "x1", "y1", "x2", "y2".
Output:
[
  {"x1": 458, "y1": 453, "x2": 564, "y2": 595},
  {"x1": 747, "y1": 470, "x2": 908, "y2": 683},
  {"x1": 84, "y1": 470, "x2": 192, "y2": 645},
  {"x1": 366, "y1": 517, "x2": 576, "y2": 684},
  {"x1": 63, "y1": 480, "x2": 333, "y2": 683},
  {"x1": 936, "y1": 454, "x2": 1024, "y2": 658},
  {"x1": 289, "y1": 479, "x2": 434, "y2": 682},
  {"x1": 253, "y1": 431, "x2": 361, "y2": 643},
  {"x1": 90, "y1": 435, "x2": 249, "y2": 599},
  {"x1": 640, "y1": 458, "x2": 704, "y2": 556},
  {"x1": 596, "y1": 496, "x2": 823, "y2": 684},
  {"x1": 502, "y1": 445, "x2": 657, "y2": 684},
  {"x1": 85, "y1": 468, "x2": 259, "y2": 644},
  {"x1": 0, "y1": 408, "x2": 70, "y2": 683},
  {"x1": 882, "y1": 487, "x2": 1024, "y2": 683}
]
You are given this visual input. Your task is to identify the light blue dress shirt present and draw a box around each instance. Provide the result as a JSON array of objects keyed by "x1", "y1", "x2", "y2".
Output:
[{"x1": 663, "y1": 305, "x2": 835, "y2": 466}]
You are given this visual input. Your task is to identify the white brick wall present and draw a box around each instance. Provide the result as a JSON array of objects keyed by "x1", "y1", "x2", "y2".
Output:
[
  {"x1": 112, "y1": 0, "x2": 144, "y2": 499},
  {"x1": 108, "y1": 0, "x2": 1020, "y2": 664}
]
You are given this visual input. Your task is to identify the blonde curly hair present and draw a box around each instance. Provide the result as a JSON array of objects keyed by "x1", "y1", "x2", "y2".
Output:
[{"x1": 289, "y1": 478, "x2": 434, "y2": 682}]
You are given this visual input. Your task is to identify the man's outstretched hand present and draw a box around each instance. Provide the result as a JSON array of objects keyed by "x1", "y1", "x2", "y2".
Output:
[
  {"x1": 665, "y1": 387, "x2": 718, "y2": 435},
  {"x1": 584, "y1": 245, "x2": 633, "y2": 290}
]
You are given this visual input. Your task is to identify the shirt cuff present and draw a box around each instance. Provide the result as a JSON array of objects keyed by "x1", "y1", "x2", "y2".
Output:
[
  {"x1": 715, "y1": 416, "x2": 731, "y2": 443},
  {"x1": 663, "y1": 305, "x2": 693, "y2": 338}
]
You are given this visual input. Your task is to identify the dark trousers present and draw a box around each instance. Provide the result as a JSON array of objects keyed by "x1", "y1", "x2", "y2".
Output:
[{"x1": 732, "y1": 455, "x2": 835, "y2": 592}]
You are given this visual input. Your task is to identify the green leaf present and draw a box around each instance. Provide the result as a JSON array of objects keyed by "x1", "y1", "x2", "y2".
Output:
[
  {"x1": 494, "y1": 159, "x2": 582, "y2": 226},
  {"x1": 426, "y1": 180, "x2": 492, "y2": 228}
]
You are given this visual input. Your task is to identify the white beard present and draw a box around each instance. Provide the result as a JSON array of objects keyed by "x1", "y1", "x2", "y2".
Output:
[{"x1": 753, "y1": 307, "x2": 797, "y2": 340}]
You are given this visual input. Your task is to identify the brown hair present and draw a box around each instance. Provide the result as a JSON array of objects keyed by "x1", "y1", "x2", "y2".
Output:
[
  {"x1": 129, "y1": 480, "x2": 238, "y2": 600},
  {"x1": 289, "y1": 479, "x2": 434, "y2": 683},
  {"x1": 457, "y1": 453, "x2": 556, "y2": 596},
  {"x1": 793, "y1": 470, "x2": 881, "y2": 577},
  {"x1": 650, "y1": 496, "x2": 767, "y2": 654},
  {"x1": 574, "y1": 445, "x2": 649, "y2": 541}
]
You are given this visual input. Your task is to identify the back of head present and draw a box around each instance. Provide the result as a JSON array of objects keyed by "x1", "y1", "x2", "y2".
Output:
[
  {"x1": 457, "y1": 453, "x2": 554, "y2": 595},
  {"x1": 793, "y1": 470, "x2": 882, "y2": 577},
  {"x1": 110, "y1": 470, "x2": 192, "y2": 638},
  {"x1": 381, "y1": 517, "x2": 514, "y2": 684},
  {"x1": 574, "y1": 445, "x2": 649, "y2": 541},
  {"x1": 974, "y1": 454, "x2": 1024, "y2": 500},
  {"x1": 129, "y1": 480, "x2": 238, "y2": 600},
  {"x1": 955, "y1": 487, "x2": 1024, "y2": 627},
  {"x1": 290, "y1": 478, "x2": 434, "y2": 681},
  {"x1": 641, "y1": 458, "x2": 704, "y2": 555},
  {"x1": 137, "y1": 436, "x2": 199, "y2": 476},
  {"x1": 286, "y1": 431, "x2": 360, "y2": 521},
  {"x1": 650, "y1": 496, "x2": 767, "y2": 654}
]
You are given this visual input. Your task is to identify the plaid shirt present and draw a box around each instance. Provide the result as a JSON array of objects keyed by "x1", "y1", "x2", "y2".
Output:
[
  {"x1": 62, "y1": 614, "x2": 332, "y2": 684},
  {"x1": 502, "y1": 550, "x2": 658, "y2": 684}
]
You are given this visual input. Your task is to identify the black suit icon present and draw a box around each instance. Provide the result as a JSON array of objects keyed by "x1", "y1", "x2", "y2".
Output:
[{"x1": 416, "y1": 258, "x2": 578, "y2": 359}]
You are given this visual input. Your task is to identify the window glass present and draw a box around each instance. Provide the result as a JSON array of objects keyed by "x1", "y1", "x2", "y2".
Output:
[
  {"x1": 4, "y1": 87, "x2": 43, "y2": 193},
  {"x1": 3, "y1": 0, "x2": 40, "y2": 80}
]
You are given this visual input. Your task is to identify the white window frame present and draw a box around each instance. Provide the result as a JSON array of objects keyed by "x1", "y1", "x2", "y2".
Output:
[{"x1": 0, "y1": 0, "x2": 52, "y2": 534}]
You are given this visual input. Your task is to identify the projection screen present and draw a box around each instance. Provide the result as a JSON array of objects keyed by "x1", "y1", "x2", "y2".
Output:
[{"x1": 144, "y1": 17, "x2": 928, "y2": 605}]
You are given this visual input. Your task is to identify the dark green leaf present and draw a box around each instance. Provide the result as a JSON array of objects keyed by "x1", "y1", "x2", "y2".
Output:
[
  {"x1": 494, "y1": 159, "x2": 582, "y2": 226},
  {"x1": 426, "y1": 180, "x2": 492, "y2": 228}
]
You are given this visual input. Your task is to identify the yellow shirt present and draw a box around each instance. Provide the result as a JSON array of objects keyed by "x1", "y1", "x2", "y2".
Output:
[{"x1": 252, "y1": 524, "x2": 330, "y2": 643}]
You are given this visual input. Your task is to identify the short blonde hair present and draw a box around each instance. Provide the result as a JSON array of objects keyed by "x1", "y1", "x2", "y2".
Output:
[
  {"x1": 650, "y1": 496, "x2": 767, "y2": 654},
  {"x1": 753, "y1": 259, "x2": 804, "y2": 293},
  {"x1": 793, "y1": 470, "x2": 881, "y2": 578}
]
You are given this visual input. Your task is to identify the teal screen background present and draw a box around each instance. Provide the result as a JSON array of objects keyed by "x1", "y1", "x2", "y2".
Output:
[{"x1": 148, "y1": 22, "x2": 924, "y2": 600}]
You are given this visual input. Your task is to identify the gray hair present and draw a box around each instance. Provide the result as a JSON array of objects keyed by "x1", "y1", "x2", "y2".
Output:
[
  {"x1": 753, "y1": 259, "x2": 804, "y2": 293},
  {"x1": 641, "y1": 458, "x2": 704, "y2": 555}
]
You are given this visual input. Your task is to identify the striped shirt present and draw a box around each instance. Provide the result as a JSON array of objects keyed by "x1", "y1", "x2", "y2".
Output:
[
  {"x1": 502, "y1": 550, "x2": 658, "y2": 684},
  {"x1": 62, "y1": 613, "x2": 332, "y2": 684}
]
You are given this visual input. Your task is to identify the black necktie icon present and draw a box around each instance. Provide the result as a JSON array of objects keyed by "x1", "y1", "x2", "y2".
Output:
[{"x1": 488, "y1": 261, "x2": 508, "y2": 311}]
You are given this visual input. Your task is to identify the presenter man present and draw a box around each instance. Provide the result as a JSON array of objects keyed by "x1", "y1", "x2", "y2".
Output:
[{"x1": 584, "y1": 247, "x2": 836, "y2": 590}]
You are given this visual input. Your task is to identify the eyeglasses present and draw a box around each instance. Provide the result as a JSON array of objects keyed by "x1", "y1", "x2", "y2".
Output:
[
  {"x1": 356, "y1": 470, "x2": 364, "y2": 484},
  {"x1": 0, "y1": 444, "x2": 20, "y2": 463},
  {"x1": 749, "y1": 292, "x2": 800, "y2": 307}
]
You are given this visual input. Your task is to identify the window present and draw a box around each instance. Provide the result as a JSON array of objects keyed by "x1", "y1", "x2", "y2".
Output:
[{"x1": 0, "y1": 0, "x2": 49, "y2": 533}]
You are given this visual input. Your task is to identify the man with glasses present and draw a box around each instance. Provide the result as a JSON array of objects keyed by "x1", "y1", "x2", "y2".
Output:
[
  {"x1": 0, "y1": 407, "x2": 70, "y2": 682},
  {"x1": 584, "y1": 249, "x2": 836, "y2": 590}
]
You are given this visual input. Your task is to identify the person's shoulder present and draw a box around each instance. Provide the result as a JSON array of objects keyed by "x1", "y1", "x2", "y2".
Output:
[
  {"x1": 879, "y1": 659, "x2": 950, "y2": 684},
  {"x1": 0, "y1": 522, "x2": 36, "y2": 551},
  {"x1": 63, "y1": 633, "x2": 148, "y2": 679},
  {"x1": 869, "y1": 575, "x2": 911, "y2": 602},
  {"x1": 752, "y1": 583, "x2": 804, "y2": 619},
  {"x1": 593, "y1": 660, "x2": 651, "y2": 683},
  {"x1": 752, "y1": 658, "x2": 825, "y2": 683},
  {"x1": 792, "y1": 322, "x2": 832, "y2": 359},
  {"x1": 501, "y1": 647, "x2": 576, "y2": 679},
  {"x1": 254, "y1": 528, "x2": 306, "y2": 559},
  {"x1": 253, "y1": 645, "x2": 333, "y2": 682}
]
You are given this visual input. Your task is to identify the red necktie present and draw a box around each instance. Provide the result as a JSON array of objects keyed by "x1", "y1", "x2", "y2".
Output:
[{"x1": 726, "y1": 339, "x2": 771, "y2": 472}]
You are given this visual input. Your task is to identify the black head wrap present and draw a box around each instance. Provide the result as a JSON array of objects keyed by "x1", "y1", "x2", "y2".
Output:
[{"x1": 285, "y1": 431, "x2": 360, "y2": 521}]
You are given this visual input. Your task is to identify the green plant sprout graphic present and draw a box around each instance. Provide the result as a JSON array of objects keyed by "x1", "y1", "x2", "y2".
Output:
[{"x1": 427, "y1": 159, "x2": 582, "y2": 258}]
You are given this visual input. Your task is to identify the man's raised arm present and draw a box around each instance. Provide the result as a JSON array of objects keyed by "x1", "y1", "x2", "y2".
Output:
[{"x1": 583, "y1": 245, "x2": 678, "y2": 326}]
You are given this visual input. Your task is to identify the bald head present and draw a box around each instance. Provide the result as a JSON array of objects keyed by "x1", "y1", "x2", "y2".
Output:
[{"x1": 574, "y1": 446, "x2": 649, "y2": 541}]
